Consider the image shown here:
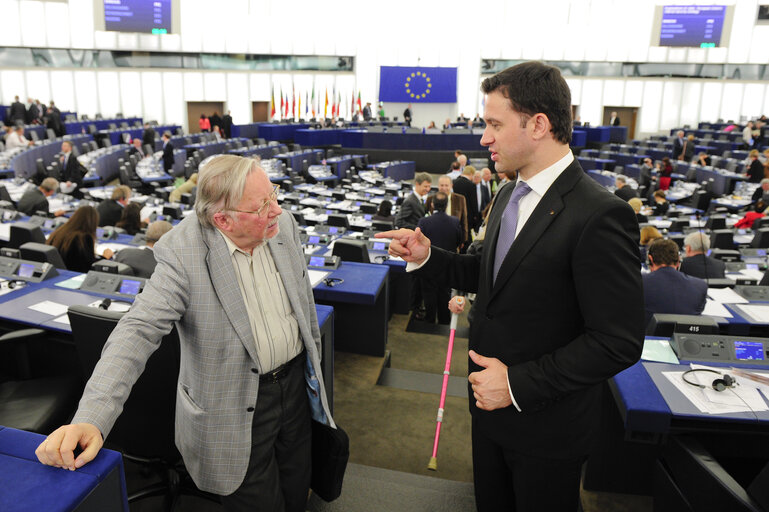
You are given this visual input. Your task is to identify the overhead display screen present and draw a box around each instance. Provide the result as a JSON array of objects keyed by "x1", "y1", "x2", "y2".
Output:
[
  {"x1": 104, "y1": 0, "x2": 172, "y2": 34},
  {"x1": 659, "y1": 5, "x2": 726, "y2": 47}
]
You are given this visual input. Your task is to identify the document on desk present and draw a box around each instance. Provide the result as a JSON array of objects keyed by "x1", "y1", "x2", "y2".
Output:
[
  {"x1": 707, "y1": 287, "x2": 748, "y2": 304},
  {"x1": 739, "y1": 268, "x2": 766, "y2": 281},
  {"x1": 55, "y1": 274, "x2": 86, "y2": 289},
  {"x1": 52, "y1": 314, "x2": 70, "y2": 325},
  {"x1": 308, "y1": 270, "x2": 330, "y2": 287},
  {"x1": 702, "y1": 299, "x2": 733, "y2": 318},
  {"x1": 96, "y1": 242, "x2": 134, "y2": 257},
  {"x1": 0, "y1": 223, "x2": 10, "y2": 242},
  {"x1": 662, "y1": 364, "x2": 769, "y2": 415},
  {"x1": 641, "y1": 338, "x2": 679, "y2": 364},
  {"x1": 28, "y1": 301, "x2": 69, "y2": 317},
  {"x1": 733, "y1": 304, "x2": 769, "y2": 324}
]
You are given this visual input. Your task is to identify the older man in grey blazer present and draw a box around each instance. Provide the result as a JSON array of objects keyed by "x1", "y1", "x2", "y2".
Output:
[{"x1": 36, "y1": 155, "x2": 335, "y2": 512}]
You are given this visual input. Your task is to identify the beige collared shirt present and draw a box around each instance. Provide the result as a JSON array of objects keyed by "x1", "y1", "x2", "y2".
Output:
[{"x1": 219, "y1": 231, "x2": 302, "y2": 373}]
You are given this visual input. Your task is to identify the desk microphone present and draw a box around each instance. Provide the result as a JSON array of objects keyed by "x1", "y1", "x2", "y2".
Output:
[{"x1": 98, "y1": 298, "x2": 112, "y2": 310}]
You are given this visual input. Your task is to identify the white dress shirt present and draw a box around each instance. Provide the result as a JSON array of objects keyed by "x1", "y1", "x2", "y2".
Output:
[{"x1": 5, "y1": 131, "x2": 29, "y2": 150}]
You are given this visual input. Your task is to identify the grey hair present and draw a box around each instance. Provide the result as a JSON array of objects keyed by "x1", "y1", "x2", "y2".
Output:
[
  {"x1": 761, "y1": 178, "x2": 769, "y2": 186},
  {"x1": 195, "y1": 155, "x2": 262, "y2": 228},
  {"x1": 145, "y1": 220, "x2": 173, "y2": 244},
  {"x1": 615, "y1": 175, "x2": 627, "y2": 184},
  {"x1": 684, "y1": 231, "x2": 710, "y2": 253}
]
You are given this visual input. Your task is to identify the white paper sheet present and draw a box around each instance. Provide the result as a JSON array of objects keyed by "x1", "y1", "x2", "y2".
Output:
[
  {"x1": 702, "y1": 299, "x2": 733, "y2": 318},
  {"x1": 52, "y1": 314, "x2": 70, "y2": 325},
  {"x1": 707, "y1": 287, "x2": 749, "y2": 304},
  {"x1": 734, "y1": 304, "x2": 769, "y2": 323},
  {"x1": 739, "y1": 268, "x2": 766, "y2": 281},
  {"x1": 28, "y1": 300, "x2": 69, "y2": 317},
  {"x1": 308, "y1": 270, "x2": 330, "y2": 287},
  {"x1": 662, "y1": 366, "x2": 769, "y2": 415}
]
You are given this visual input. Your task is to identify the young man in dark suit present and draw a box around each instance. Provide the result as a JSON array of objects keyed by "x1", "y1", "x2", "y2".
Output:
[
  {"x1": 417, "y1": 192, "x2": 462, "y2": 324},
  {"x1": 680, "y1": 232, "x2": 726, "y2": 280},
  {"x1": 141, "y1": 123, "x2": 156, "y2": 148},
  {"x1": 161, "y1": 131, "x2": 174, "y2": 173},
  {"x1": 378, "y1": 61, "x2": 644, "y2": 511},
  {"x1": 114, "y1": 220, "x2": 173, "y2": 278},
  {"x1": 395, "y1": 172, "x2": 431, "y2": 230},
  {"x1": 643, "y1": 238, "x2": 707, "y2": 326}
]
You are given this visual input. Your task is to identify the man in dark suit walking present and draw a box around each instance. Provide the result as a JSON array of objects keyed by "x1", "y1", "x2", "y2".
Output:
[
  {"x1": 417, "y1": 192, "x2": 462, "y2": 324},
  {"x1": 222, "y1": 110, "x2": 233, "y2": 138},
  {"x1": 115, "y1": 220, "x2": 173, "y2": 278},
  {"x1": 161, "y1": 131, "x2": 174, "y2": 173},
  {"x1": 362, "y1": 102, "x2": 372, "y2": 121},
  {"x1": 9, "y1": 96, "x2": 26, "y2": 125},
  {"x1": 378, "y1": 61, "x2": 643, "y2": 511},
  {"x1": 680, "y1": 232, "x2": 726, "y2": 279},
  {"x1": 643, "y1": 238, "x2": 707, "y2": 326},
  {"x1": 141, "y1": 123, "x2": 156, "y2": 148},
  {"x1": 608, "y1": 111, "x2": 620, "y2": 126},
  {"x1": 403, "y1": 104, "x2": 412, "y2": 127},
  {"x1": 453, "y1": 165, "x2": 478, "y2": 235}
]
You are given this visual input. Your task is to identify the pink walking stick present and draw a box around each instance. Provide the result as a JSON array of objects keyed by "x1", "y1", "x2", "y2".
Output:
[{"x1": 427, "y1": 295, "x2": 464, "y2": 471}]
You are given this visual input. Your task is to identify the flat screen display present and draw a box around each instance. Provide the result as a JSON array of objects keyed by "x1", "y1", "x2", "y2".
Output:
[
  {"x1": 373, "y1": 242, "x2": 385, "y2": 251},
  {"x1": 364, "y1": 214, "x2": 372, "y2": 221},
  {"x1": 308, "y1": 236, "x2": 320, "y2": 244},
  {"x1": 309, "y1": 256, "x2": 325, "y2": 267},
  {"x1": 16, "y1": 263, "x2": 34, "y2": 278},
  {"x1": 659, "y1": 5, "x2": 726, "y2": 47},
  {"x1": 96, "y1": 228, "x2": 104, "y2": 239},
  {"x1": 734, "y1": 341, "x2": 765, "y2": 360},
  {"x1": 328, "y1": 227, "x2": 338, "y2": 234},
  {"x1": 119, "y1": 279, "x2": 142, "y2": 296},
  {"x1": 104, "y1": 0, "x2": 172, "y2": 34},
  {"x1": 44, "y1": 219, "x2": 55, "y2": 229}
]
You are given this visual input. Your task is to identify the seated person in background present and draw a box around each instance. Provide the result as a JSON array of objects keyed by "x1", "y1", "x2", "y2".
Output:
[
  {"x1": 115, "y1": 202, "x2": 148, "y2": 236},
  {"x1": 427, "y1": 121, "x2": 437, "y2": 129},
  {"x1": 96, "y1": 185, "x2": 131, "y2": 227},
  {"x1": 442, "y1": 118, "x2": 452, "y2": 130},
  {"x1": 212, "y1": 125, "x2": 223, "y2": 141},
  {"x1": 614, "y1": 175, "x2": 637, "y2": 202},
  {"x1": 642, "y1": 238, "x2": 707, "y2": 327},
  {"x1": 416, "y1": 192, "x2": 462, "y2": 325},
  {"x1": 128, "y1": 138, "x2": 146, "y2": 159},
  {"x1": 680, "y1": 231, "x2": 726, "y2": 279},
  {"x1": 659, "y1": 157, "x2": 673, "y2": 190},
  {"x1": 651, "y1": 190, "x2": 669, "y2": 216},
  {"x1": 372, "y1": 199, "x2": 394, "y2": 223},
  {"x1": 752, "y1": 178, "x2": 769, "y2": 210},
  {"x1": 46, "y1": 206, "x2": 113, "y2": 273},
  {"x1": 639, "y1": 225, "x2": 663, "y2": 262},
  {"x1": 16, "y1": 177, "x2": 65, "y2": 217},
  {"x1": 5, "y1": 125, "x2": 34, "y2": 150},
  {"x1": 628, "y1": 197, "x2": 646, "y2": 223},
  {"x1": 693, "y1": 151, "x2": 711, "y2": 167},
  {"x1": 747, "y1": 150, "x2": 764, "y2": 183},
  {"x1": 114, "y1": 220, "x2": 173, "y2": 278},
  {"x1": 169, "y1": 172, "x2": 198, "y2": 203}
]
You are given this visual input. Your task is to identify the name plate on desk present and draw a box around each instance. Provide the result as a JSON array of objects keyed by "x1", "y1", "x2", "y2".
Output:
[
  {"x1": 80, "y1": 271, "x2": 146, "y2": 299},
  {"x1": 0, "y1": 256, "x2": 58, "y2": 282},
  {"x1": 306, "y1": 254, "x2": 340, "y2": 270},
  {"x1": 672, "y1": 333, "x2": 769, "y2": 365}
]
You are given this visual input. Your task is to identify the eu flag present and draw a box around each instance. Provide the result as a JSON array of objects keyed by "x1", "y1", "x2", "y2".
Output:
[{"x1": 379, "y1": 66, "x2": 457, "y2": 103}]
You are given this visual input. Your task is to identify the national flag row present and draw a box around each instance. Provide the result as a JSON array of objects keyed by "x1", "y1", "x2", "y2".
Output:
[{"x1": 270, "y1": 86, "x2": 363, "y2": 120}]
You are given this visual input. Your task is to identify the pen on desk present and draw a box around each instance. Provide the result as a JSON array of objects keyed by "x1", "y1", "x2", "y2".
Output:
[{"x1": 730, "y1": 368, "x2": 769, "y2": 386}]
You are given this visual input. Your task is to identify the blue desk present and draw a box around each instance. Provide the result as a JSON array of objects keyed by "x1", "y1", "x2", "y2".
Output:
[
  {"x1": 65, "y1": 118, "x2": 142, "y2": 135},
  {"x1": 371, "y1": 160, "x2": 416, "y2": 181},
  {"x1": 275, "y1": 149, "x2": 324, "y2": 171},
  {"x1": 257, "y1": 123, "x2": 310, "y2": 141},
  {"x1": 0, "y1": 426, "x2": 128, "y2": 512},
  {"x1": 183, "y1": 138, "x2": 250, "y2": 158},
  {"x1": 9, "y1": 135, "x2": 92, "y2": 179},
  {"x1": 229, "y1": 144, "x2": 288, "y2": 160},
  {"x1": 339, "y1": 130, "x2": 483, "y2": 151},
  {"x1": 313, "y1": 261, "x2": 389, "y2": 356},
  {"x1": 295, "y1": 129, "x2": 345, "y2": 146},
  {"x1": 571, "y1": 130, "x2": 587, "y2": 147},
  {"x1": 583, "y1": 126, "x2": 611, "y2": 143},
  {"x1": 89, "y1": 144, "x2": 130, "y2": 182},
  {"x1": 231, "y1": 123, "x2": 260, "y2": 139},
  {"x1": 98, "y1": 125, "x2": 178, "y2": 146}
]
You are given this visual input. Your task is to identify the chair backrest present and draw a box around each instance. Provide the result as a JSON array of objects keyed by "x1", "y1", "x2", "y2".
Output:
[
  {"x1": 19, "y1": 242, "x2": 66, "y2": 269},
  {"x1": 46, "y1": 128, "x2": 56, "y2": 140},
  {"x1": 751, "y1": 228, "x2": 769, "y2": 248},
  {"x1": 371, "y1": 220, "x2": 395, "y2": 232},
  {"x1": 709, "y1": 229, "x2": 734, "y2": 250},
  {"x1": 706, "y1": 216, "x2": 727, "y2": 230},
  {"x1": 326, "y1": 213, "x2": 350, "y2": 229},
  {"x1": 143, "y1": 144, "x2": 153, "y2": 156},
  {"x1": 332, "y1": 239, "x2": 370, "y2": 263},
  {"x1": 118, "y1": 166, "x2": 133, "y2": 185},
  {"x1": 9, "y1": 222, "x2": 46, "y2": 249},
  {"x1": 28, "y1": 130, "x2": 39, "y2": 142},
  {"x1": 67, "y1": 304, "x2": 181, "y2": 459}
]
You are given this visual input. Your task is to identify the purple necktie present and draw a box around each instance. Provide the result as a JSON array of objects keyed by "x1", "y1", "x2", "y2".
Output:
[{"x1": 493, "y1": 182, "x2": 532, "y2": 283}]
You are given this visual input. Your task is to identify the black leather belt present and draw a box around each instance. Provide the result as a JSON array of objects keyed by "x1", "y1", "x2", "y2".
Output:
[{"x1": 259, "y1": 351, "x2": 305, "y2": 384}]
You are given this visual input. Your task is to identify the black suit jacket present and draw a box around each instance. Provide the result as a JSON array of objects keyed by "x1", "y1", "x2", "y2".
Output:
[
  {"x1": 610, "y1": 117, "x2": 620, "y2": 126},
  {"x1": 96, "y1": 199, "x2": 123, "y2": 227},
  {"x1": 417, "y1": 212, "x2": 461, "y2": 253},
  {"x1": 672, "y1": 138, "x2": 685, "y2": 159},
  {"x1": 17, "y1": 187, "x2": 49, "y2": 215},
  {"x1": 417, "y1": 159, "x2": 644, "y2": 458},
  {"x1": 748, "y1": 159, "x2": 764, "y2": 183},
  {"x1": 362, "y1": 106, "x2": 372, "y2": 120},
  {"x1": 614, "y1": 186, "x2": 638, "y2": 202},
  {"x1": 453, "y1": 176, "x2": 477, "y2": 228},
  {"x1": 26, "y1": 104, "x2": 39, "y2": 124},
  {"x1": 115, "y1": 247, "x2": 158, "y2": 278},
  {"x1": 222, "y1": 115, "x2": 233, "y2": 138},
  {"x1": 680, "y1": 254, "x2": 726, "y2": 280},
  {"x1": 9, "y1": 101, "x2": 26, "y2": 123},
  {"x1": 642, "y1": 266, "x2": 707, "y2": 326},
  {"x1": 60, "y1": 153, "x2": 85, "y2": 188},
  {"x1": 162, "y1": 141, "x2": 175, "y2": 172},
  {"x1": 142, "y1": 127, "x2": 156, "y2": 147},
  {"x1": 395, "y1": 193, "x2": 425, "y2": 230}
]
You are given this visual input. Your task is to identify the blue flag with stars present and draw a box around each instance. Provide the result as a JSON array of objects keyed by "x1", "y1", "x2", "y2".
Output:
[{"x1": 379, "y1": 66, "x2": 457, "y2": 103}]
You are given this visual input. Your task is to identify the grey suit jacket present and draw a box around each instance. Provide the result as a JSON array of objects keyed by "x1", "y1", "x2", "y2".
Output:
[{"x1": 72, "y1": 211, "x2": 333, "y2": 495}]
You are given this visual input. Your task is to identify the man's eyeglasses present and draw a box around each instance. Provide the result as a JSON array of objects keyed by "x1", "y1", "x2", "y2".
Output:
[{"x1": 228, "y1": 185, "x2": 280, "y2": 217}]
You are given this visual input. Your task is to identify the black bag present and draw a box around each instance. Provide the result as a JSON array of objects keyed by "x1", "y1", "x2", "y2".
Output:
[{"x1": 310, "y1": 420, "x2": 349, "y2": 502}]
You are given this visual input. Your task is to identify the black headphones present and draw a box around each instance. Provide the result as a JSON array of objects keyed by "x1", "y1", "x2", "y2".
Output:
[
  {"x1": 682, "y1": 368, "x2": 736, "y2": 392},
  {"x1": 98, "y1": 298, "x2": 112, "y2": 310},
  {"x1": 0, "y1": 280, "x2": 24, "y2": 290}
]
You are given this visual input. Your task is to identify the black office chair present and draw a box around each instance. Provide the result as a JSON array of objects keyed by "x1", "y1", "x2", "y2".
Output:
[
  {"x1": 655, "y1": 435, "x2": 767, "y2": 512},
  {"x1": 668, "y1": 219, "x2": 689, "y2": 232},
  {"x1": 118, "y1": 166, "x2": 141, "y2": 189},
  {"x1": 19, "y1": 242, "x2": 66, "y2": 269},
  {"x1": 9, "y1": 222, "x2": 46, "y2": 249},
  {"x1": 371, "y1": 220, "x2": 395, "y2": 232},
  {"x1": 706, "y1": 215, "x2": 727, "y2": 230},
  {"x1": 290, "y1": 211, "x2": 306, "y2": 225},
  {"x1": 710, "y1": 229, "x2": 734, "y2": 250},
  {"x1": 143, "y1": 144, "x2": 154, "y2": 156},
  {"x1": 332, "y1": 239, "x2": 370, "y2": 263},
  {"x1": 751, "y1": 228, "x2": 769, "y2": 248},
  {"x1": 326, "y1": 214, "x2": 350, "y2": 229},
  {"x1": 67, "y1": 305, "x2": 218, "y2": 510},
  {"x1": 710, "y1": 249, "x2": 741, "y2": 262},
  {"x1": 0, "y1": 328, "x2": 82, "y2": 434},
  {"x1": 359, "y1": 203, "x2": 378, "y2": 214}
]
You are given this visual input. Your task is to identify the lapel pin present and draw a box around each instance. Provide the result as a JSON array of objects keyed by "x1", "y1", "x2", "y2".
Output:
[{"x1": 550, "y1": 210, "x2": 554, "y2": 215}]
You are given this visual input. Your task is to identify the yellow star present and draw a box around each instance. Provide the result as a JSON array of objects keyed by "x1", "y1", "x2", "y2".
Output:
[
  {"x1": 410, "y1": 73, "x2": 415, "y2": 77},
  {"x1": 416, "y1": 71, "x2": 421, "y2": 76},
  {"x1": 406, "y1": 77, "x2": 411, "y2": 82},
  {"x1": 410, "y1": 93, "x2": 414, "y2": 97},
  {"x1": 421, "y1": 94, "x2": 426, "y2": 98},
  {"x1": 428, "y1": 83, "x2": 432, "y2": 88},
  {"x1": 426, "y1": 77, "x2": 430, "y2": 82},
  {"x1": 426, "y1": 89, "x2": 430, "y2": 94},
  {"x1": 406, "y1": 89, "x2": 410, "y2": 93}
]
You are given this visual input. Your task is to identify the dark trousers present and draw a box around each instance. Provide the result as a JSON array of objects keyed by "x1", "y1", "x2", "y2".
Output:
[
  {"x1": 472, "y1": 417, "x2": 585, "y2": 512},
  {"x1": 220, "y1": 355, "x2": 312, "y2": 512},
  {"x1": 420, "y1": 278, "x2": 451, "y2": 324},
  {"x1": 410, "y1": 274, "x2": 423, "y2": 312}
]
